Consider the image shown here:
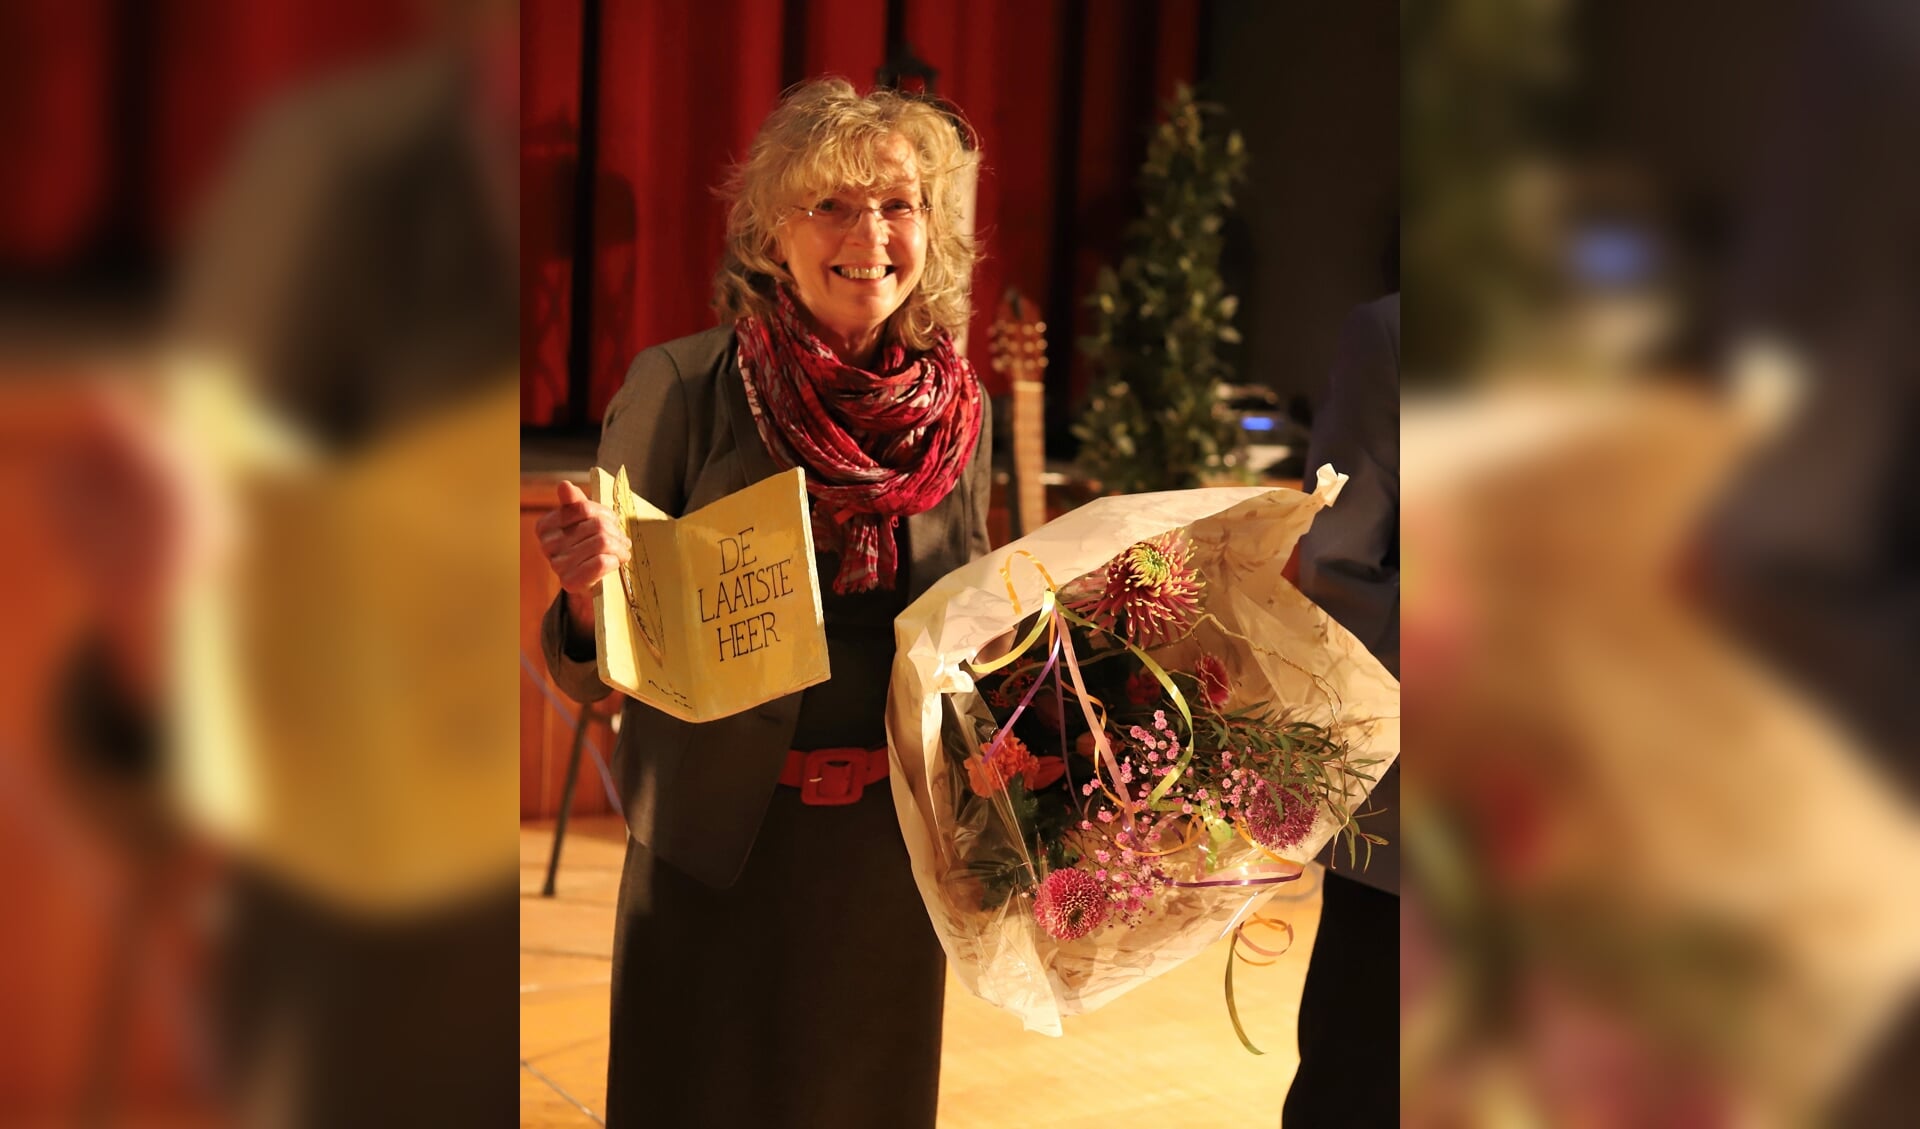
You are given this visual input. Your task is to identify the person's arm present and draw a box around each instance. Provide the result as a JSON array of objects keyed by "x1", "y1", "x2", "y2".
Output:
[
  {"x1": 1298, "y1": 296, "x2": 1400, "y2": 678},
  {"x1": 537, "y1": 346, "x2": 690, "y2": 704}
]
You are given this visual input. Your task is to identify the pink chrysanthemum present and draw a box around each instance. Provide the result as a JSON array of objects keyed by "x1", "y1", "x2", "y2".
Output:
[
  {"x1": 1075, "y1": 532, "x2": 1204, "y2": 648},
  {"x1": 1243, "y1": 778, "x2": 1317, "y2": 851},
  {"x1": 1195, "y1": 653, "x2": 1232, "y2": 710},
  {"x1": 1033, "y1": 867, "x2": 1108, "y2": 941}
]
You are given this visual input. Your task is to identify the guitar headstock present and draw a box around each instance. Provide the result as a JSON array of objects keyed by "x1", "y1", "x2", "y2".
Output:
[{"x1": 988, "y1": 288, "x2": 1048, "y2": 388}]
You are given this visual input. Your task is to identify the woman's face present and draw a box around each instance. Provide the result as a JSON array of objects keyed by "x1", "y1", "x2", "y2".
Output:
[{"x1": 775, "y1": 137, "x2": 928, "y2": 360}]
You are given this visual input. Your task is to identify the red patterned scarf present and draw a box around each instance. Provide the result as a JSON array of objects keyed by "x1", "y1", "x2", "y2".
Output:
[{"x1": 736, "y1": 288, "x2": 983, "y2": 594}]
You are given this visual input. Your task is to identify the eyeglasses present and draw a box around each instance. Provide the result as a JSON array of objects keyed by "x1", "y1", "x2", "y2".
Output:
[{"x1": 794, "y1": 196, "x2": 930, "y2": 233}]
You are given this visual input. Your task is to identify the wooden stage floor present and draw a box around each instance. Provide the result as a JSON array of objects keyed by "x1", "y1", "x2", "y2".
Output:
[{"x1": 520, "y1": 817, "x2": 1323, "y2": 1128}]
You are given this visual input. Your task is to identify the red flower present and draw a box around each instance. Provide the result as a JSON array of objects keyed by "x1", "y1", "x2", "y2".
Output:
[
  {"x1": 1074, "y1": 532, "x2": 1204, "y2": 648},
  {"x1": 987, "y1": 671, "x2": 1035, "y2": 711},
  {"x1": 1125, "y1": 667, "x2": 1162, "y2": 706},
  {"x1": 1195, "y1": 653, "x2": 1231, "y2": 711},
  {"x1": 1025, "y1": 756, "x2": 1067, "y2": 790},
  {"x1": 1033, "y1": 867, "x2": 1107, "y2": 941}
]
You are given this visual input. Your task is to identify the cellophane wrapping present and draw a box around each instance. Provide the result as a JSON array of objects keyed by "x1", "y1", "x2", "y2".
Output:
[{"x1": 887, "y1": 466, "x2": 1400, "y2": 1035}]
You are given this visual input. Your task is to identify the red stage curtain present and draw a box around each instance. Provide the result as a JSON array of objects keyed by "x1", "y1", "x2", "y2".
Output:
[
  {"x1": 0, "y1": 0, "x2": 421, "y2": 269},
  {"x1": 522, "y1": 0, "x2": 1200, "y2": 428},
  {"x1": 0, "y1": 0, "x2": 112, "y2": 266},
  {"x1": 152, "y1": 0, "x2": 424, "y2": 248},
  {"x1": 521, "y1": 0, "x2": 586, "y2": 426}
]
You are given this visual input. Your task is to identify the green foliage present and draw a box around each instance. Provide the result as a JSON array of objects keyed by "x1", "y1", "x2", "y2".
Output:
[
  {"x1": 1074, "y1": 84, "x2": 1250, "y2": 493},
  {"x1": 967, "y1": 777, "x2": 1077, "y2": 911},
  {"x1": 1187, "y1": 702, "x2": 1387, "y2": 872},
  {"x1": 968, "y1": 778, "x2": 1041, "y2": 912},
  {"x1": 1403, "y1": 0, "x2": 1571, "y2": 376}
]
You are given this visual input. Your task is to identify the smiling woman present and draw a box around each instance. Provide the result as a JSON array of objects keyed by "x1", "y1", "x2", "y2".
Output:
[
  {"x1": 533, "y1": 77, "x2": 992, "y2": 1129},
  {"x1": 713, "y1": 78, "x2": 975, "y2": 364},
  {"x1": 775, "y1": 174, "x2": 930, "y2": 361}
]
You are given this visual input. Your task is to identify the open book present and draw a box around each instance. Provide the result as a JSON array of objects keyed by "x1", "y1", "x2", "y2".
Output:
[{"x1": 591, "y1": 466, "x2": 831, "y2": 722}]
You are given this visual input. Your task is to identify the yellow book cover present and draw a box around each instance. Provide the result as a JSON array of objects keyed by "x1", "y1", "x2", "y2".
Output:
[{"x1": 591, "y1": 465, "x2": 830, "y2": 721}]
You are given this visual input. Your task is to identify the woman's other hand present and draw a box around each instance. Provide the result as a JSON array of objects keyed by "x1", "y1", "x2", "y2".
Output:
[{"x1": 537, "y1": 480, "x2": 630, "y2": 638}]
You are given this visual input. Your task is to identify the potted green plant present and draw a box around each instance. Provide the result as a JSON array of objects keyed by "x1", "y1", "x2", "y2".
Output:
[{"x1": 1074, "y1": 84, "x2": 1250, "y2": 493}]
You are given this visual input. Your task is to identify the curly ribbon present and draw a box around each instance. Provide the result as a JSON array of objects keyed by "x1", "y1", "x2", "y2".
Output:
[
  {"x1": 1225, "y1": 912, "x2": 1298, "y2": 1055},
  {"x1": 1056, "y1": 603, "x2": 1195, "y2": 809},
  {"x1": 967, "y1": 586, "x2": 1058, "y2": 678},
  {"x1": 1131, "y1": 812, "x2": 1204, "y2": 859},
  {"x1": 972, "y1": 549, "x2": 1312, "y2": 1056},
  {"x1": 1169, "y1": 864, "x2": 1302, "y2": 890},
  {"x1": 982, "y1": 555, "x2": 1134, "y2": 816},
  {"x1": 1053, "y1": 617, "x2": 1133, "y2": 819},
  {"x1": 997, "y1": 549, "x2": 1062, "y2": 612},
  {"x1": 972, "y1": 627, "x2": 1063, "y2": 768}
]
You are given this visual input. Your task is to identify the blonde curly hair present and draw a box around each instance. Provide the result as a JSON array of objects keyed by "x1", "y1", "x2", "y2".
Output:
[{"x1": 713, "y1": 77, "x2": 977, "y2": 352}]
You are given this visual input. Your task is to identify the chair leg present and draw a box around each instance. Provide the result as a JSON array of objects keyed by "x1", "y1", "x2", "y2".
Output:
[{"x1": 541, "y1": 706, "x2": 593, "y2": 897}]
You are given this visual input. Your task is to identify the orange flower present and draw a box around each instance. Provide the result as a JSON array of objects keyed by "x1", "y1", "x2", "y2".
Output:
[{"x1": 966, "y1": 732, "x2": 1040, "y2": 796}]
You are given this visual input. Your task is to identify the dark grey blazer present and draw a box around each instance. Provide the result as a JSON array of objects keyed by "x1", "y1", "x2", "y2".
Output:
[
  {"x1": 542, "y1": 325, "x2": 992, "y2": 888},
  {"x1": 1298, "y1": 294, "x2": 1399, "y2": 896}
]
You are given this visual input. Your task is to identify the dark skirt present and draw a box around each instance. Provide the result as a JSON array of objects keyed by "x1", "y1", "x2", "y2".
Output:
[{"x1": 603, "y1": 776, "x2": 945, "y2": 1128}]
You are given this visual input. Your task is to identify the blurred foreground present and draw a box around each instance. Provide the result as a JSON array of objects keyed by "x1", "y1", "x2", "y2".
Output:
[
  {"x1": 3, "y1": 1, "x2": 1918, "y2": 1126},
  {"x1": 1402, "y1": 1, "x2": 1920, "y2": 1125},
  {"x1": 0, "y1": 3, "x2": 519, "y2": 1126}
]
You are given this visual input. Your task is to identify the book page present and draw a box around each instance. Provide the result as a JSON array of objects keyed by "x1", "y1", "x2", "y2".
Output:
[
  {"x1": 591, "y1": 466, "x2": 695, "y2": 719},
  {"x1": 675, "y1": 468, "x2": 830, "y2": 718},
  {"x1": 593, "y1": 465, "x2": 829, "y2": 721}
]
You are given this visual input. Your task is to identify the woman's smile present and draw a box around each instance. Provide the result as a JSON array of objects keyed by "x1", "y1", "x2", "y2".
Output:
[{"x1": 831, "y1": 264, "x2": 895, "y2": 281}]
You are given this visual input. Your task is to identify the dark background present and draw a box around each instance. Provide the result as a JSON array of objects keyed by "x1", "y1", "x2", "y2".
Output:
[{"x1": 518, "y1": 0, "x2": 1401, "y2": 454}]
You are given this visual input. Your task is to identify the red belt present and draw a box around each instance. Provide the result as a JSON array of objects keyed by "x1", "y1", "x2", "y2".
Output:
[{"x1": 778, "y1": 746, "x2": 889, "y2": 806}]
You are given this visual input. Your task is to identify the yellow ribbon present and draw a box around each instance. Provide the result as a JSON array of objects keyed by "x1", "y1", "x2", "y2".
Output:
[
  {"x1": 1225, "y1": 911, "x2": 1299, "y2": 1054},
  {"x1": 1056, "y1": 604, "x2": 1195, "y2": 809},
  {"x1": 966, "y1": 588, "x2": 1057, "y2": 677}
]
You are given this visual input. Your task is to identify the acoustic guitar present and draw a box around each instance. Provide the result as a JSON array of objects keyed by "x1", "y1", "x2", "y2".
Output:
[{"x1": 988, "y1": 289, "x2": 1048, "y2": 538}]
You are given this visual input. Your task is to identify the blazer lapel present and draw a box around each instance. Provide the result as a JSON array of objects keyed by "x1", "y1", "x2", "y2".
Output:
[
  {"x1": 719, "y1": 337, "x2": 784, "y2": 490},
  {"x1": 905, "y1": 507, "x2": 943, "y2": 602}
]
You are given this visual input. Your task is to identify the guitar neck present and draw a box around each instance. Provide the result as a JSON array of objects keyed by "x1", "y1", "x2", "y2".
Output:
[{"x1": 1011, "y1": 381, "x2": 1046, "y2": 536}]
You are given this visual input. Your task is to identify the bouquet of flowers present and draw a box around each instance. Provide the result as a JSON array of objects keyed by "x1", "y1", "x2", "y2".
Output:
[{"x1": 886, "y1": 467, "x2": 1399, "y2": 1041}]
